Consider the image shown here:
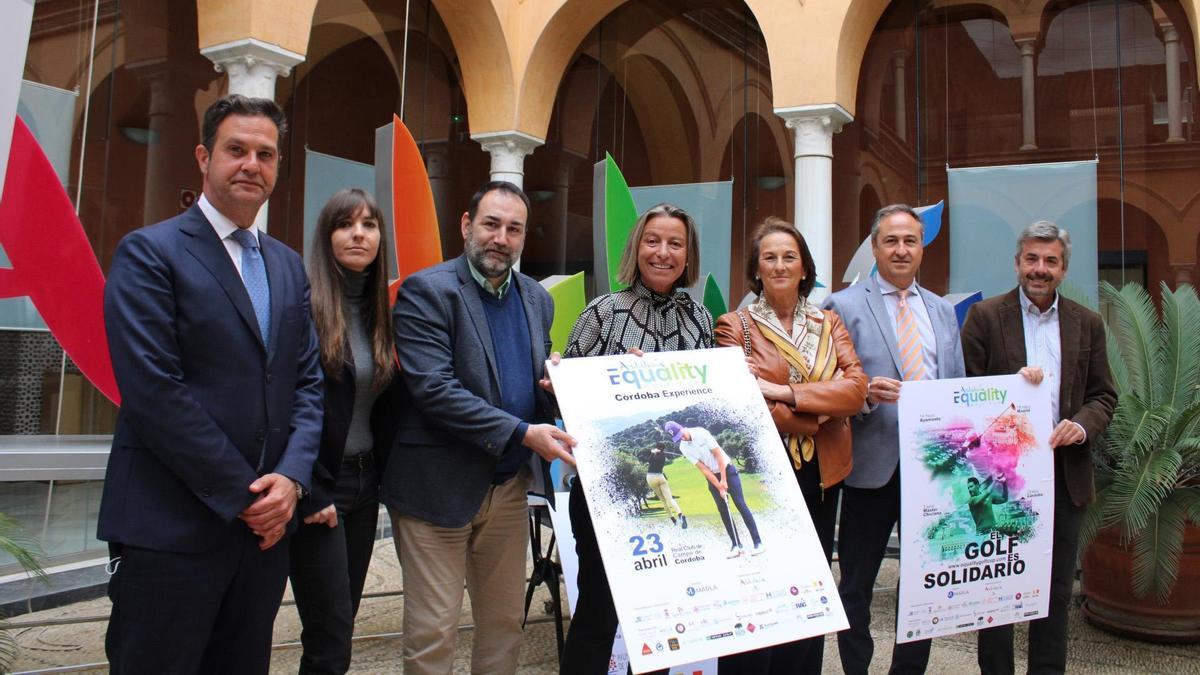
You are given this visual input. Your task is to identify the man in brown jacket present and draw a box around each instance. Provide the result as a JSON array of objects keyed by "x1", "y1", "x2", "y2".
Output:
[{"x1": 960, "y1": 220, "x2": 1116, "y2": 675}]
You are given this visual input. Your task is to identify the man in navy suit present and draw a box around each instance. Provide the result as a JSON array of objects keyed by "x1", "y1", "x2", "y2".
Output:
[{"x1": 98, "y1": 95, "x2": 323, "y2": 674}]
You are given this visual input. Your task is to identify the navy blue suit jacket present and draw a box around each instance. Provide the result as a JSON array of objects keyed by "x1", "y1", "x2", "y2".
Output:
[
  {"x1": 98, "y1": 204, "x2": 323, "y2": 553},
  {"x1": 381, "y1": 255, "x2": 555, "y2": 528}
]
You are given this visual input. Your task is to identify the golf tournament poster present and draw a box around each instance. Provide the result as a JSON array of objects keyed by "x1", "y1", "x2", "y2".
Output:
[
  {"x1": 896, "y1": 374, "x2": 1054, "y2": 643},
  {"x1": 547, "y1": 347, "x2": 847, "y2": 673}
]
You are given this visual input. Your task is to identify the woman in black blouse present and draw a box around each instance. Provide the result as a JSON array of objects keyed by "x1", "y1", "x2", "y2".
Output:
[{"x1": 556, "y1": 203, "x2": 712, "y2": 674}]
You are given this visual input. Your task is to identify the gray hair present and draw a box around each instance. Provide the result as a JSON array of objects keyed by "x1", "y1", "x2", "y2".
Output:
[
  {"x1": 1016, "y1": 221, "x2": 1071, "y2": 269},
  {"x1": 870, "y1": 204, "x2": 924, "y2": 244}
]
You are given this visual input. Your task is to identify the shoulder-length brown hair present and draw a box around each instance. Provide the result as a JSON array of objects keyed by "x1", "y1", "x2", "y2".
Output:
[
  {"x1": 745, "y1": 217, "x2": 817, "y2": 299},
  {"x1": 307, "y1": 188, "x2": 395, "y2": 389},
  {"x1": 615, "y1": 203, "x2": 701, "y2": 290}
]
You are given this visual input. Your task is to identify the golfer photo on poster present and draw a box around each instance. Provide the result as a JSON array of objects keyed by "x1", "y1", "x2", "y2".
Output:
[{"x1": 546, "y1": 347, "x2": 847, "y2": 673}]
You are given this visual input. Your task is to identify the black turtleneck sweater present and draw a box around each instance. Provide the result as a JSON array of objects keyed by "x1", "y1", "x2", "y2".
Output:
[{"x1": 341, "y1": 268, "x2": 377, "y2": 458}]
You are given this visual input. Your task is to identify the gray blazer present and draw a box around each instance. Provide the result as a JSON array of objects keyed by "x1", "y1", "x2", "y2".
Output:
[
  {"x1": 823, "y1": 275, "x2": 965, "y2": 489},
  {"x1": 381, "y1": 255, "x2": 556, "y2": 528}
]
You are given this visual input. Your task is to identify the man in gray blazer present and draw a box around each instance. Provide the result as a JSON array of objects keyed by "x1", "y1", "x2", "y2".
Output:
[
  {"x1": 824, "y1": 204, "x2": 965, "y2": 674},
  {"x1": 383, "y1": 181, "x2": 576, "y2": 675}
]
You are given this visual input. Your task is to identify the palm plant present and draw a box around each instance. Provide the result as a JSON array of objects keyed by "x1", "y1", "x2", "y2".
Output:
[
  {"x1": 1081, "y1": 281, "x2": 1200, "y2": 603},
  {"x1": 0, "y1": 512, "x2": 47, "y2": 669}
]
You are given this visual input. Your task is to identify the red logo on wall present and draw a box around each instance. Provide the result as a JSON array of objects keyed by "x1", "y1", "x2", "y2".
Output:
[{"x1": 0, "y1": 117, "x2": 118, "y2": 404}]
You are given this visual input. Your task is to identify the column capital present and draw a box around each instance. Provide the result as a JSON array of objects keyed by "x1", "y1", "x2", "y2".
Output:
[
  {"x1": 201, "y1": 38, "x2": 305, "y2": 98},
  {"x1": 1159, "y1": 22, "x2": 1179, "y2": 44},
  {"x1": 472, "y1": 130, "x2": 545, "y2": 182},
  {"x1": 775, "y1": 104, "x2": 853, "y2": 159},
  {"x1": 1015, "y1": 37, "x2": 1038, "y2": 56}
]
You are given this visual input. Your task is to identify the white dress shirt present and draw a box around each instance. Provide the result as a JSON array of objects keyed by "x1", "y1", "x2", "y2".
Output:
[
  {"x1": 198, "y1": 194, "x2": 259, "y2": 281},
  {"x1": 1018, "y1": 288, "x2": 1077, "y2": 437},
  {"x1": 877, "y1": 275, "x2": 938, "y2": 379}
]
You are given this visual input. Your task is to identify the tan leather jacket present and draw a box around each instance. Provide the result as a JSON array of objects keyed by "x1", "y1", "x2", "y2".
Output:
[{"x1": 715, "y1": 307, "x2": 868, "y2": 489}]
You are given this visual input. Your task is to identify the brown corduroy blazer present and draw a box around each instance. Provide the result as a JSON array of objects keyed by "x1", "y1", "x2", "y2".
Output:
[{"x1": 715, "y1": 307, "x2": 868, "y2": 489}]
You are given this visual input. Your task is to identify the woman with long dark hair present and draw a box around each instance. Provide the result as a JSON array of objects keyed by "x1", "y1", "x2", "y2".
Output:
[{"x1": 289, "y1": 188, "x2": 400, "y2": 674}]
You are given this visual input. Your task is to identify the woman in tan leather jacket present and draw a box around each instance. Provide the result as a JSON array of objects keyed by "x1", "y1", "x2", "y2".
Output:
[{"x1": 715, "y1": 217, "x2": 867, "y2": 674}]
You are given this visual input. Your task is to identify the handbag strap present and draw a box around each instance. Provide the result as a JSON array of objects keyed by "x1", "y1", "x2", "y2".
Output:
[{"x1": 737, "y1": 310, "x2": 752, "y2": 357}]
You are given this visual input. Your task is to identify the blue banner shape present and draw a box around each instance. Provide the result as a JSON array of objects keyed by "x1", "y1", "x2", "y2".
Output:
[
  {"x1": 303, "y1": 149, "x2": 375, "y2": 265},
  {"x1": 948, "y1": 161, "x2": 1097, "y2": 303},
  {"x1": 630, "y1": 181, "x2": 733, "y2": 305}
]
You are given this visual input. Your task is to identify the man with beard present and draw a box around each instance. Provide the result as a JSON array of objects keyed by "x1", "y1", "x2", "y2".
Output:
[
  {"x1": 961, "y1": 221, "x2": 1114, "y2": 674},
  {"x1": 383, "y1": 181, "x2": 576, "y2": 674}
]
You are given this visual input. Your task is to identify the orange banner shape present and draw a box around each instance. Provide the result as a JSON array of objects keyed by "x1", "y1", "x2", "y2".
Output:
[{"x1": 387, "y1": 114, "x2": 443, "y2": 302}]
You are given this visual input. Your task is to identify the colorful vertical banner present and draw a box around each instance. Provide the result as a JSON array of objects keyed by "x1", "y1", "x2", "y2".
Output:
[{"x1": 896, "y1": 374, "x2": 1054, "y2": 642}]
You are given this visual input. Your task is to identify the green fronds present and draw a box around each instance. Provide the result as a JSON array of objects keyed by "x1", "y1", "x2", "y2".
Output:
[
  {"x1": 1079, "y1": 487, "x2": 1113, "y2": 551},
  {"x1": 1161, "y1": 398, "x2": 1200, "y2": 456},
  {"x1": 1106, "y1": 396, "x2": 1168, "y2": 462},
  {"x1": 1106, "y1": 327, "x2": 1132, "y2": 398},
  {"x1": 1110, "y1": 445, "x2": 1181, "y2": 537},
  {"x1": 1093, "y1": 281, "x2": 1200, "y2": 604},
  {"x1": 1100, "y1": 282, "x2": 1162, "y2": 404},
  {"x1": 0, "y1": 513, "x2": 46, "y2": 583},
  {"x1": 1155, "y1": 283, "x2": 1200, "y2": 412},
  {"x1": 1175, "y1": 486, "x2": 1200, "y2": 527},
  {"x1": 1130, "y1": 492, "x2": 1188, "y2": 603},
  {"x1": 0, "y1": 628, "x2": 15, "y2": 671}
]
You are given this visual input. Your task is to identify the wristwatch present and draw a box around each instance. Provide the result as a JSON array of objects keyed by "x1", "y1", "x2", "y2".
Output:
[{"x1": 294, "y1": 481, "x2": 307, "y2": 502}]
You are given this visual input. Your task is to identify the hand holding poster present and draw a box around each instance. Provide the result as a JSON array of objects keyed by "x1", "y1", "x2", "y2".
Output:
[
  {"x1": 547, "y1": 347, "x2": 847, "y2": 673},
  {"x1": 896, "y1": 374, "x2": 1054, "y2": 642}
]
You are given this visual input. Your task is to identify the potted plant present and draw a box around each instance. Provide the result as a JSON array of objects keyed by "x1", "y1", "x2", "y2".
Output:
[
  {"x1": 0, "y1": 512, "x2": 47, "y2": 668},
  {"x1": 1079, "y1": 281, "x2": 1200, "y2": 642}
]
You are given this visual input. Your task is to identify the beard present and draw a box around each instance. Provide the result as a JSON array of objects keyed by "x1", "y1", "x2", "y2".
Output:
[
  {"x1": 465, "y1": 236, "x2": 518, "y2": 280},
  {"x1": 1020, "y1": 273, "x2": 1057, "y2": 298}
]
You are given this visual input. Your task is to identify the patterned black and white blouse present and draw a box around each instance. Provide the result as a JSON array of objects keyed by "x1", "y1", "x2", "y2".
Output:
[{"x1": 563, "y1": 280, "x2": 714, "y2": 357}]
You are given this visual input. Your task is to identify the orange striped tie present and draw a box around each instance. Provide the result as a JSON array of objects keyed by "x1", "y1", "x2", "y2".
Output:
[{"x1": 896, "y1": 289, "x2": 926, "y2": 381}]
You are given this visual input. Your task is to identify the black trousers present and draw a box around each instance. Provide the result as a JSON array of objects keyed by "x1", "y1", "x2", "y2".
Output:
[
  {"x1": 289, "y1": 454, "x2": 380, "y2": 675},
  {"x1": 105, "y1": 526, "x2": 289, "y2": 675},
  {"x1": 977, "y1": 456, "x2": 1083, "y2": 675},
  {"x1": 559, "y1": 479, "x2": 618, "y2": 674},
  {"x1": 719, "y1": 456, "x2": 842, "y2": 675},
  {"x1": 836, "y1": 467, "x2": 932, "y2": 675},
  {"x1": 706, "y1": 465, "x2": 762, "y2": 548}
]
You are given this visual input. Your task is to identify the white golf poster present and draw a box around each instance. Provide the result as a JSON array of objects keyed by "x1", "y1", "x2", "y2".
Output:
[
  {"x1": 547, "y1": 347, "x2": 847, "y2": 673},
  {"x1": 896, "y1": 374, "x2": 1054, "y2": 642}
]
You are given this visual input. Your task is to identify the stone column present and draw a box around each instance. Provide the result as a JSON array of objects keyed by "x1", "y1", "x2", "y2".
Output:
[
  {"x1": 201, "y1": 38, "x2": 304, "y2": 232},
  {"x1": 1017, "y1": 39, "x2": 1038, "y2": 151},
  {"x1": 776, "y1": 104, "x2": 853, "y2": 303},
  {"x1": 471, "y1": 131, "x2": 544, "y2": 270},
  {"x1": 892, "y1": 51, "x2": 907, "y2": 142},
  {"x1": 472, "y1": 130, "x2": 544, "y2": 189},
  {"x1": 1162, "y1": 23, "x2": 1185, "y2": 142},
  {"x1": 1171, "y1": 263, "x2": 1194, "y2": 288}
]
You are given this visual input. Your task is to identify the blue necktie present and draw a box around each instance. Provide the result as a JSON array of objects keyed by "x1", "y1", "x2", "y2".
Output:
[{"x1": 230, "y1": 228, "x2": 271, "y2": 345}]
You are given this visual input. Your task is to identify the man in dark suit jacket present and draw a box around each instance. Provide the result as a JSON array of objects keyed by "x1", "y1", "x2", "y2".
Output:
[
  {"x1": 382, "y1": 181, "x2": 575, "y2": 675},
  {"x1": 961, "y1": 221, "x2": 1115, "y2": 675},
  {"x1": 824, "y1": 204, "x2": 965, "y2": 674},
  {"x1": 99, "y1": 95, "x2": 323, "y2": 674}
]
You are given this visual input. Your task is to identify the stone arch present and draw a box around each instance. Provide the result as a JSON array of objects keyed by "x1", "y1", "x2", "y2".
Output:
[{"x1": 428, "y1": 0, "x2": 516, "y2": 135}]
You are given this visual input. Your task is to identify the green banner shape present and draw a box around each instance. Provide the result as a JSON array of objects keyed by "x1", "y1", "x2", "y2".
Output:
[
  {"x1": 604, "y1": 153, "x2": 639, "y2": 292},
  {"x1": 542, "y1": 271, "x2": 587, "y2": 354}
]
